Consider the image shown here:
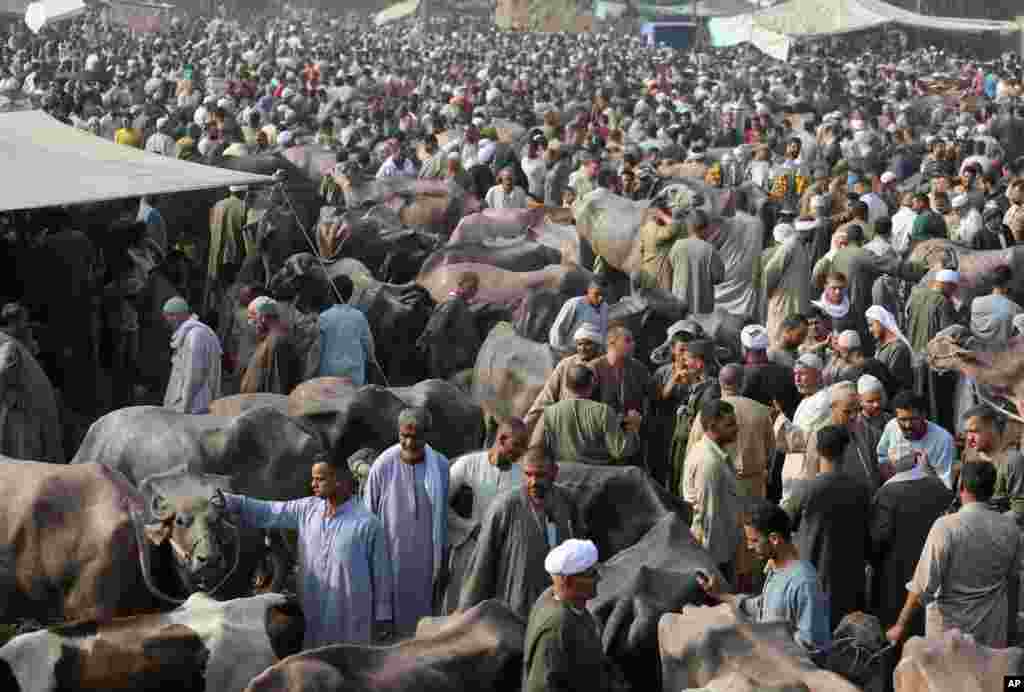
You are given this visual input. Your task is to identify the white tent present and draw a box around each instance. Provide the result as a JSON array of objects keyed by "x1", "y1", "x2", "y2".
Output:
[
  {"x1": 0, "y1": 110, "x2": 274, "y2": 212},
  {"x1": 375, "y1": 0, "x2": 418, "y2": 26},
  {"x1": 709, "y1": 0, "x2": 1020, "y2": 61}
]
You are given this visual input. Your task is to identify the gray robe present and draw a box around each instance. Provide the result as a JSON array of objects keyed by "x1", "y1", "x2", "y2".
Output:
[
  {"x1": 0, "y1": 333, "x2": 62, "y2": 462},
  {"x1": 458, "y1": 486, "x2": 577, "y2": 618},
  {"x1": 669, "y1": 236, "x2": 725, "y2": 315}
]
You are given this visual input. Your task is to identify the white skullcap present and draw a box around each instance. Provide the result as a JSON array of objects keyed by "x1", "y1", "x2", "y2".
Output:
[
  {"x1": 773, "y1": 223, "x2": 795, "y2": 244},
  {"x1": 951, "y1": 194, "x2": 969, "y2": 209},
  {"x1": 248, "y1": 296, "x2": 278, "y2": 316},
  {"x1": 857, "y1": 374, "x2": 884, "y2": 394},
  {"x1": 740, "y1": 325, "x2": 770, "y2": 351},
  {"x1": 795, "y1": 353, "x2": 823, "y2": 371},
  {"x1": 795, "y1": 218, "x2": 818, "y2": 232},
  {"x1": 880, "y1": 171, "x2": 897, "y2": 184},
  {"x1": 837, "y1": 330, "x2": 861, "y2": 349},
  {"x1": 229, "y1": 184, "x2": 248, "y2": 193},
  {"x1": 544, "y1": 539, "x2": 599, "y2": 576},
  {"x1": 935, "y1": 269, "x2": 960, "y2": 284},
  {"x1": 574, "y1": 324, "x2": 604, "y2": 344}
]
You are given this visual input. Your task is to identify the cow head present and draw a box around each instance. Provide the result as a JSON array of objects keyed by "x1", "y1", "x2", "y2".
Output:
[
  {"x1": 268, "y1": 252, "x2": 321, "y2": 301},
  {"x1": 138, "y1": 468, "x2": 239, "y2": 597}
]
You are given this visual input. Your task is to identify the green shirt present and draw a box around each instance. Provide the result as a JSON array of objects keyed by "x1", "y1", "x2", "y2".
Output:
[
  {"x1": 523, "y1": 588, "x2": 609, "y2": 692},
  {"x1": 540, "y1": 399, "x2": 638, "y2": 465}
]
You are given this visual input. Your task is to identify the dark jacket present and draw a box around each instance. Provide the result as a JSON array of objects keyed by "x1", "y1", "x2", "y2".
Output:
[{"x1": 786, "y1": 470, "x2": 872, "y2": 630}]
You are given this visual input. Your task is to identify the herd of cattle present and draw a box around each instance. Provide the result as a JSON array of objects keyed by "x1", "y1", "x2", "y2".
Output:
[{"x1": 7, "y1": 143, "x2": 1024, "y2": 690}]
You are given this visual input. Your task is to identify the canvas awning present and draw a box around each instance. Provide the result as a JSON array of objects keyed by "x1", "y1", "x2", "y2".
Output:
[
  {"x1": 375, "y1": 0, "x2": 418, "y2": 25},
  {"x1": 595, "y1": 0, "x2": 755, "y2": 19},
  {"x1": 709, "y1": 0, "x2": 1019, "y2": 60},
  {"x1": 0, "y1": 110, "x2": 274, "y2": 212}
]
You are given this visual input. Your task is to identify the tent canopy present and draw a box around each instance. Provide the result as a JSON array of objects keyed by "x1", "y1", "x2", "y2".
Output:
[
  {"x1": 595, "y1": 0, "x2": 754, "y2": 19},
  {"x1": 709, "y1": 0, "x2": 1019, "y2": 60},
  {"x1": 0, "y1": 110, "x2": 274, "y2": 212},
  {"x1": 375, "y1": 0, "x2": 418, "y2": 25}
]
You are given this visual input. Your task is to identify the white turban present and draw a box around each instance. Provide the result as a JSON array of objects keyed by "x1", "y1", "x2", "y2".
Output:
[
  {"x1": 574, "y1": 324, "x2": 604, "y2": 345},
  {"x1": 837, "y1": 330, "x2": 861, "y2": 349},
  {"x1": 865, "y1": 305, "x2": 912, "y2": 350},
  {"x1": 795, "y1": 353, "x2": 823, "y2": 371},
  {"x1": 740, "y1": 325, "x2": 770, "y2": 351},
  {"x1": 857, "y1": 374, "x2": 884, "y2": 394},
  {"x1": 773, "y1": 223, "x2": 795, "y2": 244},
  {"x1": 935, "y1": 269, "x2": 960, "y2": 284},
  {"x1": 544, "y1": 539, "x2": 599, "y2": 576}
]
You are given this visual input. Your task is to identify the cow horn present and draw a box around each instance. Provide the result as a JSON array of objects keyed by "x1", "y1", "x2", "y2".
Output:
[{"x1": 129, "y1": 506, "x2": 186, "y2": 606}]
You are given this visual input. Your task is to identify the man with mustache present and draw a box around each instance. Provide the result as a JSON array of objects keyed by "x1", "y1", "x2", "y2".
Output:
[{"x1": 458, "y1": 446, "x2": 579, "y2": 618}]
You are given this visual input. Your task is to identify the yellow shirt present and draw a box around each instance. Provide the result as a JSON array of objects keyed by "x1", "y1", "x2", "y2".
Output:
[{"x1": 115, "y1": 128, "x2": 142, "y2": 148}]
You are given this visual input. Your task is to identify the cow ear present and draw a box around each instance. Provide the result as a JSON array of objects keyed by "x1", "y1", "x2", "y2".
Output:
[{"x1": 144, "y1": 521, "x2": 172, "y2": 546}]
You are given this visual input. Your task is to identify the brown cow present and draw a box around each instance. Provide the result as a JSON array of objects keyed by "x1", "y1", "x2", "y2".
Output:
[
  {"x1": 659, "y1": 604, "x2": 860, "y2": 692},
  {"x1": 894, "y1": 630, "x2": 1024, "y2": 692},
  {"x1": 0, "y1": 460, "x2": 147, "y2": 624},
  {"x1": 243, "y1": 600, "x2": 524, "y2": 692}
]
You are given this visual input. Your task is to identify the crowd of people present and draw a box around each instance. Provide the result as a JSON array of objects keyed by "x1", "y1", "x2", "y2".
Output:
[{"x1": 3, "y1": 1, "x2": 1024, "y2": 689}]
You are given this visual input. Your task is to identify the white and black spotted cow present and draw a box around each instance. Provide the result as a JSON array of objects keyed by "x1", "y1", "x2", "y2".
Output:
[{"x1": 0, "y1": 592, "x2": 304, "y2": 692}]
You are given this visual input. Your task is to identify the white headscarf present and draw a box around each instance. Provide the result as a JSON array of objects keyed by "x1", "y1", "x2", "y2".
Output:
[
  {"x1": 865, "y1": 305, "x2": 912, "y2": 350},
  {"x1": 857, "y1": 374, "x2": 884, "y2": 395},
  {"x1": 773, "y1": 223, "x2": 795, "y2": 244}
]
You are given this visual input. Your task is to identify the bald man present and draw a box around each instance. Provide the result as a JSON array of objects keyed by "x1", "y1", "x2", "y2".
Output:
[{"x1": 687, "y1": 363, "x2": 774, "y2": 591}]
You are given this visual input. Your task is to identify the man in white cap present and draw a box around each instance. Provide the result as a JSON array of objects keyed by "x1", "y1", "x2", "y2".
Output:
[
  {"x1": 774, "y1": 352, "x2": 832, "y2": 502},
  {"x1": 763, "y1": 221, "x2": 811, "y2": 350},
  {"x1": 526, "y1": 323, "x2": 604, "y2": 431},
  {"x1": 879, "y1": 171, "x2": 900, "y2": 212},
  {"x1": 461, "y1": 446, "x2": 577, "y2": 619},
  {"x1": 549, "y1": 278, "x2": 609, "y2": 359},
  {"x1": 523, "y1": 537, "x2": 608, "y2": 692},
  {"x1": 907, "y1": 268, "x2": 961, "y2": 431},
  {"x1": 740, "y1": 323, "x2": 801, "y2": 422},
  {"x1": 144, "y1": 116, "x2": 176, "y2": 157},
  {"x1": 162, "y1": 296, "x2": 222, "y2": 414},
  {"x1": 239, "y1": 297, "x2": 302, "y2": 396},
  {"x1": 205, "y1": 184, "x2": 250, "y2": 314}
]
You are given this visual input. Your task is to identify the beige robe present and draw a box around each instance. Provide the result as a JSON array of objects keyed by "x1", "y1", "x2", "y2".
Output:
[
  {"x1": 763, "y1": 238, "x2": 811, "y2": 350},
  {"x1": 774, "y1": 388, "x2": 832, "y2": 502},
  {"x1": 687, "y1": 394, "x2": 774, "y2": 579},
  {"x1": 524, "y1": 353, "x2": 590, "y2": 431}
]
